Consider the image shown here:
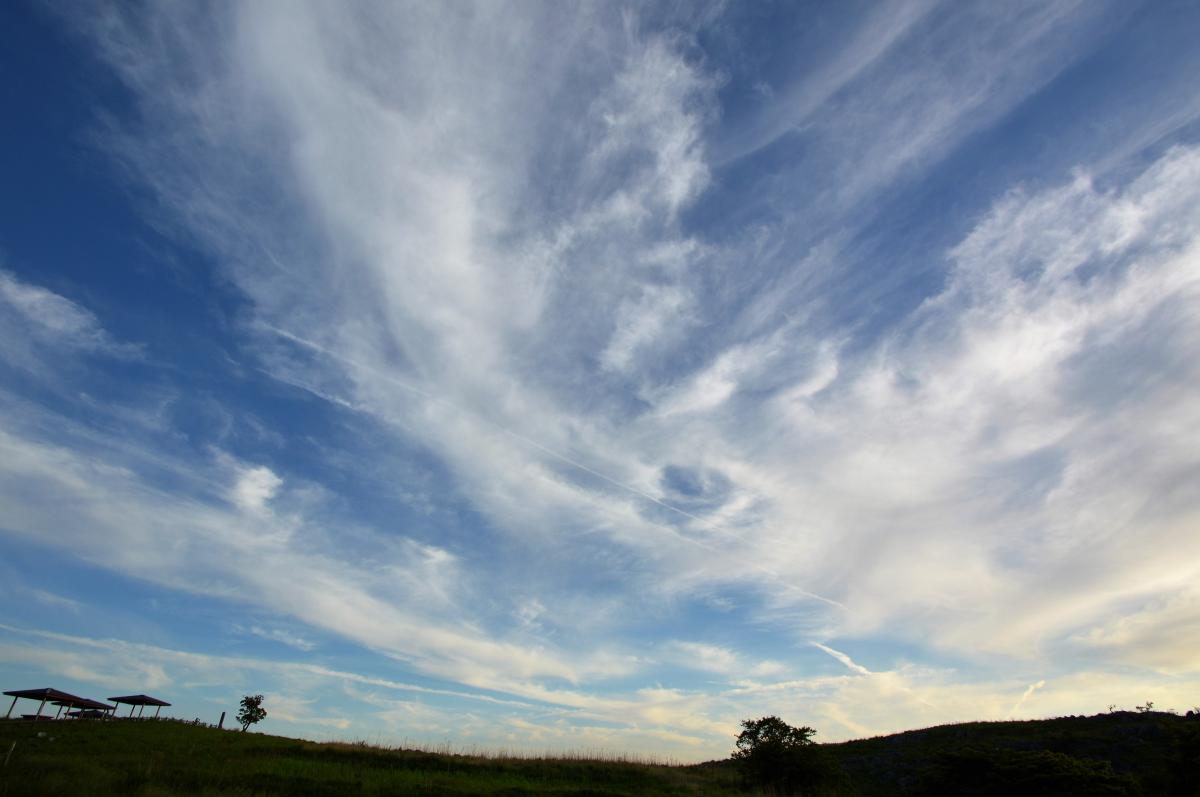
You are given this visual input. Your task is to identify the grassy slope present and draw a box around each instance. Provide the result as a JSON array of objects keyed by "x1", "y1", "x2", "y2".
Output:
[
  {"x1": 1, "y1": 711, "x2": 1196, "y2": 796},
  {"x1": 0, "y1": 720, "x2": 738, "y2": 796},
  {"x1": 825, "y1": 711, "x2": 1200, "y2": 796}
]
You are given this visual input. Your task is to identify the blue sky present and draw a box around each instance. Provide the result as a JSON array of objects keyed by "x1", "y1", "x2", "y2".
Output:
[{"x1": 2, "y1": 0, "x2": 1200, "y2": 758}]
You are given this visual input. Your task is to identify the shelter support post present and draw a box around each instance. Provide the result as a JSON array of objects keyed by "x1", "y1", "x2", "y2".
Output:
[
  {"x1": 5, "y1": 696, "x2": 16, "y2": 719},
  {"x1": 154, "y1": 706, "x2": 161, "y2": 719},
  {"x1": 35, "y1": 696, "x2": 47, "y2": 721}
]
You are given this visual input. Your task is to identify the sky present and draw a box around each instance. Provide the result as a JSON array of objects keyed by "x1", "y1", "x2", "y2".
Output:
[{"x1": 1, "y1": 0, "x2": 1199, "y2": 760}]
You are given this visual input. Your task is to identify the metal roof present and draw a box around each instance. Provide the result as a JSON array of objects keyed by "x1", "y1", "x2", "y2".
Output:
[
  {"x1": 3, "y1": 688, "x2": 87, "y2": 703},
  {"x1": 107, "y1": 694, "x2": 171, "y2": 706},
  {"x1": 51, "y1": 697, "x2": 115, "y2": 711}
]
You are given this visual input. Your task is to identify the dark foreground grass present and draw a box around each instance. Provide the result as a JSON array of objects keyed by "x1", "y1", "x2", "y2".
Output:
[{"x1": 0, "y1": 719, "x2": 740, "y2": 796}]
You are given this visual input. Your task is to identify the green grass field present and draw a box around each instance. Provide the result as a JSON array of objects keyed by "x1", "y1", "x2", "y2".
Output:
[
  {"x1": 0, "y1": 719, "x2": 740, "y2": 796},
  {"x1": 1, "y1": 711, "x2": 1196, "y2": 795}
]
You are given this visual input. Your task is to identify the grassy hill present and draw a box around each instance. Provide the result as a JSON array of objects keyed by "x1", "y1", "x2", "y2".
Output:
[
  {"x1": 1, "y1": 711, "x2": 1197, "y2": 795},
  {"x1": 825, "y1": 710, "x2": 1200, "y2": 796},
  {"x1": 0, "y1": 719, "x2": 737, "y2": 796}
]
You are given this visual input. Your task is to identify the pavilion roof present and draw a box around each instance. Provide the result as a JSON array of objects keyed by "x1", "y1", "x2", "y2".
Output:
[
  {"x1": 51, "y1": 697, "x2": 115, "y2": 711},
  {"x1": 107, "y1": 694, "x2": 171, "y2": 707},
  {"x1": 3, "y1": 688, "x2": 87, "y2": 703}
]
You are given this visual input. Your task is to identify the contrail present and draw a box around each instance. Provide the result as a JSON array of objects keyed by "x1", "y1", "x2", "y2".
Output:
[
  {"x1": 1007, "y1": 680, "x2": 1046, "y2": 718},
  {"x1": 262, "y1": 324, "x2": 846, "y2": 610},
  {"x1": 812, "y1": 642, "x2": 871, "y2": 675}
]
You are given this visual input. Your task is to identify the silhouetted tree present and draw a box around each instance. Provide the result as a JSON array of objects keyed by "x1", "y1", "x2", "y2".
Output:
[
  {"x1": 237, "y1": 694, "x2": 267, "y2": 732},
  {"x1": 732, "y1": 716, "x2": 845, "y2": 794}
]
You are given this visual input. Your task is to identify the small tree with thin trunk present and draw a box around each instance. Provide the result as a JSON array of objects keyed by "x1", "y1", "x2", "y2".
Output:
[{"x1": 237, "y1": 694, "x2": 266, "y2": 732}]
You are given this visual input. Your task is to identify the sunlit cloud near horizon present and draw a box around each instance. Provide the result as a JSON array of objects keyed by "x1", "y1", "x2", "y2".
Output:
[{"x1": 1, "y1": 0, "x2": 1199, "y2": 760}]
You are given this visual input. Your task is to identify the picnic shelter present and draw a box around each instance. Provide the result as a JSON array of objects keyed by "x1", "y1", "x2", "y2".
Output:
[
  {"x1": 108, "y1": 694, "x2": 171, "y2": 718},
  {"x1": 4, "y1": 688, "x2": 87, "y2": 721}
]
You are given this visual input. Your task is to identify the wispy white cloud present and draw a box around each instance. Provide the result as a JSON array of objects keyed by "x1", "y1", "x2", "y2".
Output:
[
  {"x1": 1072, "y1": 587, "x2": 1200, "y2": 674},
  {"x1": 601, "y1": 285, "x2": 691, "y2": 374},
  {"x1": 0, "y1": 270, "x2": 140, "y2": 366},
  {"x1": 662, "y1": 641, "x2": 787, "y2": 680},
  {"x1": 51, "y1": 0, "x2": 1200, "y2": 663},
  {"x1": 0, "y1": 414, "x2": 636, "y2": 694},
  {"x1": 245, "y1": 625, "x2": 317, "y2": 652},
  {"x1": 29, "y1": 589, "x2": 83, "y2": 613},
  {"x1": 715, "y1": 0, "x2": 941, "y2": 164}
]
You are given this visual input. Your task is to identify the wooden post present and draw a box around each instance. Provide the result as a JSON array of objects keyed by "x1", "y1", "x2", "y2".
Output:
[
  {"x1": 5, "y1": 695, "x2": 16, "y2": 719},
  {"x1": 137, "y1": 704, "x2": 145, "y2": 718},
  {"x1": 55, "y1": 703, "x2": 64, "y2": 720},
  {"x1": 129, "y1": 703, "x2": 136, "y2": 717},
  {"x1": 218, "y1": 711, "x2": 225, "y2": 729},
  {"x1": 35, "y1": 696, "x2": 47, "y2": 722},
  {"x1": 154, "y1": 705, "x2": 161, "y2": 719}
]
